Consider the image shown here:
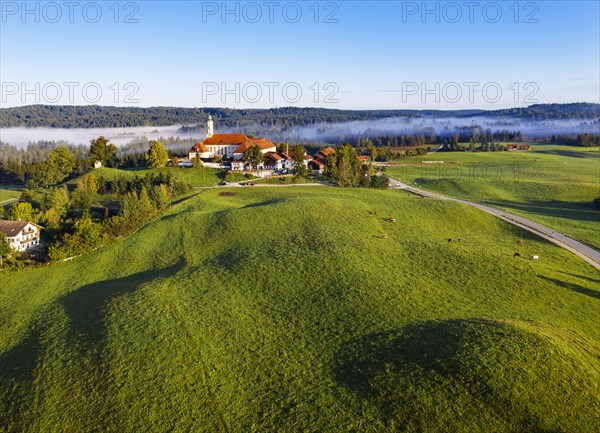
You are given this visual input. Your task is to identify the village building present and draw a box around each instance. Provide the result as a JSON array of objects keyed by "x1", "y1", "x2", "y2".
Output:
[
  {"x1": 188, "y1": 115, "x2": 277, "y2": 161},
  {"x1": 315, "y1": 147, "x2": 336, "y2": 160},
  {"x1": 230, "y1": 160, "x2": 246, "y2": 171},
  {"x1": 263, "y1": 152, "x2": 284, "y2": 170},
  {"x1": 0, "y1": 220, "x2": 42, "y2": 252},
  {"x1": 308, "y1": 147, "x2": 336, "y2": 174},
  {"x1": 279, "y1": 147, "x2": 311, "y2": 171},
  {"x1": 309, "y1": 158, "x2": 326, "y2": 173}
]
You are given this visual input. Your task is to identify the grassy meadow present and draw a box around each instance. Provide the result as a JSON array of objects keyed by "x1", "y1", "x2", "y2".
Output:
[
  {"x1": 89, "y1": 166, "x2": 225, "y2": 188},
  {"x1": 1, "y1": 187, "x2": 599, "y2": 432},
  {"x1": 0, "y1": 186, "x2": 23, "y2": 204},
  {"x1": 385, "y1": 143, "x2": 600, "y2": 249}
]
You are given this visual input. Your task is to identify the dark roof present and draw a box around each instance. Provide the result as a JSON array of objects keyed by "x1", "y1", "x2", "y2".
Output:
[
  {"x1": 0, "y1": 220, "x2": 32, "y2": 237},
  {"x1": 310, "y1": 158, "x2": 326, "y2": 168}
]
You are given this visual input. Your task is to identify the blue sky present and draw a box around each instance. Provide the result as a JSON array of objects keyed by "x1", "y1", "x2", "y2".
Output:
[{"x1": 1, "y1": 0, "x2": 598, "y2": 109}]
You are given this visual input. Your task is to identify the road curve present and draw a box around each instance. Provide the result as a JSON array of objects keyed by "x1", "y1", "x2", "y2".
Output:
[{"x1": 389, "y1": 177, "x2": 600, "y2": 271}]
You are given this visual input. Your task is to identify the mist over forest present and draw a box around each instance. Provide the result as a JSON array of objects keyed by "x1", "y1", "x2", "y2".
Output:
[{"x1": 1, "y1": 103, "x2": 598, "y2": 150}]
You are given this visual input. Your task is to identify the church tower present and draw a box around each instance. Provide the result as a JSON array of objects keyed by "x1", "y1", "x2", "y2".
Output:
[{"x1": 207, "y1": 115, "x2": 214, "y2": 138}]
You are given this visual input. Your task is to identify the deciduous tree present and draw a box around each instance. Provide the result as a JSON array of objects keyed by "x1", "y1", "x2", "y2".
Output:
[
  {"x1": 9, "y1": 202, "x2": 33, "y2": 221},
  {"x1": 89, "y1": 136, "x2": 117, "y2": 166},
  {"x1": 244, "y1": 145, "x2": 263, "y2": 169},
  {"x1": 146, "y1": 140, "x2": 169, "y2": 168},
  {"x1": 293, "y1": 145, "x2": 307, "y2": 178},
  {"x1": 0, "y1": 233, "x2": 11, "y2": 267}
]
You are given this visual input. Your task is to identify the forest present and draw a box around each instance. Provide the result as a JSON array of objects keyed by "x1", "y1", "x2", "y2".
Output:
[{"x1": 1, "y1": 103, "x2": 598, "y2": 129}]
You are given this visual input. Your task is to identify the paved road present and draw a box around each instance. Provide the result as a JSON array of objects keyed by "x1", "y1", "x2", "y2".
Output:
[
  {"x1": 194, "y1": 181, "x2": 334, "y2": 190},
  {"x1": 389, "y1": 177, "x2": 600, "y2": 270}
]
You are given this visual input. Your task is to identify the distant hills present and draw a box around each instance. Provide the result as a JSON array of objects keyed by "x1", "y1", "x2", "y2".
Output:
[{"x1": 0, "y1": 103, "x2": 598, "y2": 129}]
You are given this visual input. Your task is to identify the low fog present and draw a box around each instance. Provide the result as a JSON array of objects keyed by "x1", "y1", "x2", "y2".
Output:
[
  {"x1": 0, "y1": 125, "x2": 204, "y2": 149},
  {"x1": 289, "y1": 116, "x2": 600, "y2": 141},
  {"x1": 1, "y1": 116, "x2": 598, "y2": 149}
]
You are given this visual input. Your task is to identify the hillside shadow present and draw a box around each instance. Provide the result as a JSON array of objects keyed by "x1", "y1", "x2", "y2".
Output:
[
  {"x1": 59, "y1": 261, "x2": 184, "y2": 351},
  {"x1": 534, "y1": 149, "x2": 599, "y2": 159},
  {"x1": 334, "y1": 320, "x2": 492, "y2": 399},
  {"x1": 241, "y1": 198, "x2": 287, "y2": 209},
  {"x1": 483, "y1": 200, "x2": 600, "y2": 223},
  {"x1": 0, "y1": 261, "x2": 183, "y2": 429},
  {"x1": 333, "y1": 319, "x2": 563, "y2": 432},
  {"x1": 559, "y1": 272, "x2": 600, "y2": 285},
  {"x1": 539, "y1": 275, "x2": 600, "y2": 300},
  {"x1": 0, "y1": 326, "x2": 42, "y2": 432}
]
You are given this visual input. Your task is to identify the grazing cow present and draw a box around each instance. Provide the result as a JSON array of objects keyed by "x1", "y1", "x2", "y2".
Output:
[
  {"x1": 457, "y1": 238, "x2": 461, "y2": 242},
  {"x1": 531, "y1": 255, "x2": 539, "y2": 260},
  {"x1": 448, "y1": 238, "x2": 453, "y2": 243},
  {"x1": 514, "y1": 252, "x2": 522, "y2": 257}
]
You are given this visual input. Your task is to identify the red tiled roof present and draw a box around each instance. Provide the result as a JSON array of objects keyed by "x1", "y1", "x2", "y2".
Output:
[
  {"x1": 204, "y1": 134, "x2": 249, "y2": 146},
  {"x1": 191, "y1": 142, "x2": 209, "y2": 153},
  {"x1": 265, "y1": 152, "x2": 283, "y2": 161},
  {"x1": 317, "y1": 147, "x2": 336, "y2": 157},
  {"x1": 234, "y1": 138, "x2": 276, "y2": 154},
  {"x1": 310, "y1": 159, "x2": 325, "y2": 168}
]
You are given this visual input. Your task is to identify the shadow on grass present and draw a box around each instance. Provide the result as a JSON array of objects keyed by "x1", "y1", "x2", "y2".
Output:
[
  {"x1": 241, "y1": 198, "x2": 286, "y2": 209},
  {"x1": 534, "y1": 149, "x2": 599, "y2": 159},
  {"x1": 59, "y1": 261, "x2": 184, "y2": 351},
  {"x1": 334, "y1": 319, "x2": 566, "y2": 432},
  {"x1": 0, "y1": 327, "x2": 41, "y2": 433},
  {"x1": 483, "y1": 199, "x2": 600, "y2": 223},
  {"x1": 539, "y1": 275, "x2": 600, "y2": 300},
  {"x1": 0, "y1": 262, "x2": 183, "y2": 431},
  {"x1": 560, "y1": 271, "x2": 600, "y2": 285}
]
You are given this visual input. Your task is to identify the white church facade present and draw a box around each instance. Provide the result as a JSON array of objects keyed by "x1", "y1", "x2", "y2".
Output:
[{"x1": 189, "y1": 115, "x2": 277, "y2": 161}]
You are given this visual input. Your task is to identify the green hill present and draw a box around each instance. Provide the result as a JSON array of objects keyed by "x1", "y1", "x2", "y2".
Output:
[
  {"x1": 1, "y1": 187, "x2": 599, "y2": 432},
  {"x1": 386, "y1": 144, "x2": 600, "y2": 250}
]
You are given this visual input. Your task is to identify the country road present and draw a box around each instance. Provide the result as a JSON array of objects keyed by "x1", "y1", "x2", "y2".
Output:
[
  {"x1": 0, "y1": 198, "x2": 18, "y2": 206},
  {"x1": 389, "y1": 177, "x2": 600, "y2": 271},
  {"x1": 194, "y1": 181, "x2": 333, "y2": 189}
]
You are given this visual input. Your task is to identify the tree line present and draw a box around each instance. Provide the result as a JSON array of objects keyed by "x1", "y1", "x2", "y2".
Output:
[
  {"x1": 3, "y1": 104, "x2": 597, "y2": 129},
  {"x1": 0, "y1": 137, "x2": 189, "y2": 267}
]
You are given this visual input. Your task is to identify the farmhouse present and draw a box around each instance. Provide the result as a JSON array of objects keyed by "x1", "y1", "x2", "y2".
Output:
[
  {"x1": 518, "y1": 144, "x2": 532, "y2": 151},
  {"x1": 279, "y1": 147, "x2": 312, "y2": 171},
  {"x1": 263, "y1": 152, "x2": 284, "y2": 170},
  {"x1": 309, "y1": 158, "x2": 326, "y2": 173},
  {"x1": 0, "y1": 220, "x2": 42, "y2": 252},
  {"x1": 315, "y1": 147, "x2": 336, "y2": 159}
]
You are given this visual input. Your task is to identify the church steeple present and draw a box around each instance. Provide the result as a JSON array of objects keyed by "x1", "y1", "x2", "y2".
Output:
[{"x1": 207, "y1": 115, "x2": 214, "y2": 138}]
